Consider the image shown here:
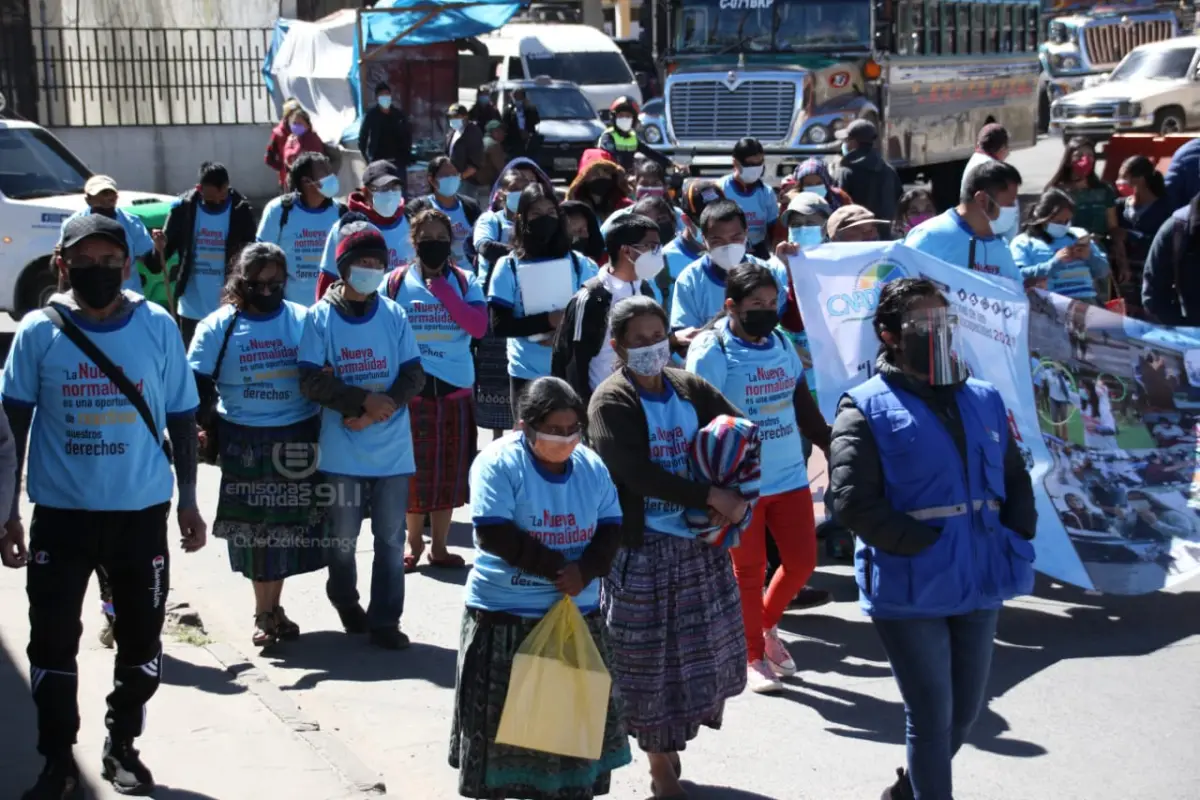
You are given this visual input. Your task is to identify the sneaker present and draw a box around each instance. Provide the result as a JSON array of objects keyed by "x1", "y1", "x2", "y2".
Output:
[
  {"x1": 22, "y1": 755, "x2": 83, "y2": 799},
  {"x1": 369, "y1": 627, "x2": 411, "y2": 650},
  {"x1": 746, "y1": 659, "x2": 783, "y2": 694},
  {"x1": 98, "y1": 612, "x2": 115, "y2": 649},
  {"x1": 788, "y1": 587, "x2": 833, "y2": 610},
  {"x1": 101, "y1": 737, "x2": 155, "y2": 795},
  {"x1": 334, "y1": 603, "x2": 369, "y2": 634},
  {"x1": 763, "y1": 626, "x2": 797, "y2": 676}
]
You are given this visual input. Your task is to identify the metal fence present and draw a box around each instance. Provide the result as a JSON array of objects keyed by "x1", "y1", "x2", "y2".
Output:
[{"x1": 0, "y1": 27, "x2": 276, "y2": 127}]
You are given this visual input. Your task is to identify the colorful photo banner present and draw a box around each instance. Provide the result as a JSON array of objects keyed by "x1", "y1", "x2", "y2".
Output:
[{"x1": 789, "y1": 241, "x2": 1200, "y2": 594}]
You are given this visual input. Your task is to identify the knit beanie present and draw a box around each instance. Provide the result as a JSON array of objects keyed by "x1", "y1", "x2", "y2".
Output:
[{"x1": 335, "y1": 220, "x2": 389, "y2": 275}]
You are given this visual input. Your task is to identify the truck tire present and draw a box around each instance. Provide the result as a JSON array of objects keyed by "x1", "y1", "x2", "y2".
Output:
[
  {"x1": 15, "y1": 258, "x2": 57, "y2": 320},
  {"x1": 1155, "y1": 107, "x2": 1186, "y2": 135}
]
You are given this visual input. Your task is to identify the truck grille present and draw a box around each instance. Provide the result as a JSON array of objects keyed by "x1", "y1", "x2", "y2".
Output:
[
  {"x1": 1083, "y1": 19, "x2": 1174, "y2": 67},
  {"x1": 668, "y1": 80, "x2": 796, "y2": 142},
  {"x1": 1063, "y1": 103, "x2": 1118, "y2": 119}
]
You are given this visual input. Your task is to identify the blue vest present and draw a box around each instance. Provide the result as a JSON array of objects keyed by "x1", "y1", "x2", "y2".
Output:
[{"x1": 846, "y1": 375, "x2": 1035, "y2": 619}]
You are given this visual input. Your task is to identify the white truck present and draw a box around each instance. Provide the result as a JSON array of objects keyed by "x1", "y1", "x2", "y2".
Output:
[{"x1": 0, "y1": 95, "x2": 172, "y2": 317}]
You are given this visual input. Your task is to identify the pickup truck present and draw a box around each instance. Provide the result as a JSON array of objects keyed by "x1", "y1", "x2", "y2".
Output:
[{"x1": 1050, "y1": 36, "x2": 1200, "y2": 142}]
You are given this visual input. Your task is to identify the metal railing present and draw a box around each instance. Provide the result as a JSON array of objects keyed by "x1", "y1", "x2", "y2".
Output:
[{"x1": 0, "y1": 26, "x2": 275, "y2": 127}]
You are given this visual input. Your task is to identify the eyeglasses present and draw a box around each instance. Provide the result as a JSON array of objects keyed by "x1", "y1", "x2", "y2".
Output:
[
  {"x1": 629, "y1": 244, "x2": 663, "y2": 256},
  {"x1": 537, "y1": 422, "x2": 583, "y2": 437},
  {"x1": 248, "y1": 280, "x2": 286, "y2": 293},
  {"x1": 64, "y1": 257, "x2": 123, "y2": 269}
]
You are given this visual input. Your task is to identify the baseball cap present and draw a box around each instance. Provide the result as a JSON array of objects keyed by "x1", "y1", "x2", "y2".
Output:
[
  {"x1": 84, "y1": 174, "x2": 118, "y2": 196},
  {"x1": 361, "y1": 160, "x2": 403, "y2": 190},
  {"x1": 826, "y1": 204, "x2": 881, "y2": 239},
  {"x1": 60, "y1": 213, "x2": 129, "y2": 255},
  {"x1": 836, "y1": 119, "x2": 878, "y2": 144},
  {"x1": 448, "y1": 103, "x2": 469, "y2": 117},
  {"x1": 680, "y1": 179, "x2": 725, "y2": 220},
  {"x1": 786, "y1": 192, "x2": 832, "y2": 220}
]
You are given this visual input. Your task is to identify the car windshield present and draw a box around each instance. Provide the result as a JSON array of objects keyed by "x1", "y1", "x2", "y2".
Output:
[
  {"x1": 1109, "y1": 47, "x2": 1197, "y2": 81},
  {"x1": 524, "y1": 52, "x2": 634, "y2": 86},
  {"x1": 0, "y1": 127, "x2": 89, "y2": 199},
  {"x1": 521, "y1": 87, "x2": 598, "y2": 120},
  {"x1": 674, "y1": 0, "x2": 870, "y2": 53}
]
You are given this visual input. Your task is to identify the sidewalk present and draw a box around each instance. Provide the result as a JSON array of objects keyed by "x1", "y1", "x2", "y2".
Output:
[{"x1": 0, "y1": 565, "x2": 381, "y2": 799}]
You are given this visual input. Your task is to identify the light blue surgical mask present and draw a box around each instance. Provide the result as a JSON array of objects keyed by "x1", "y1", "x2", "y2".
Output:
[
  {"x1": 841, "y1": 143, "x2": 852, "y2": 156},
  {"x1": 317, "y1": 174, "x2": 340, "y2": 199},
  {"x1": 788, "y1": 225, "x2": 824, "y2": 248},
  {"x1": 505, "y1": 191, "x2": 521, "y2": 213},
  {"x1": 378, "y1": 95, "x2": 393, "y2": 109},
  {"x1": 449, "y1": 118, "x2": 464, "y2": 132},
  {"x1": 802, "y1": 184, "x2": 828, "y2": 199},
  {"x1": 372, "y1": 190, "x2": 402, "y2": 218},
  {"x1": 1046, "y1": 222, "x2": 1070, "y2": 239},
  {"x1": 347, "y1": 266, "x2": 384, "y2": 295},
  {"x1": 437, "y1": 176, "x2": 461, "y2": 196}
]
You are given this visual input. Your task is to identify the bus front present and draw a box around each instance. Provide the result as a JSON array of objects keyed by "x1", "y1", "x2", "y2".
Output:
[{"x1": 660, "y1": 0, "x2": 880, "y2": 182}]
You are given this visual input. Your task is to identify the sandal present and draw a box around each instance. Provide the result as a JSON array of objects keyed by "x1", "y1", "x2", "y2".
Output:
[
  {"x1": 273, "y1": 606, "x2": 300, "y2": 640},
  {"x1": 403, "y1": 554, "x2": 419, "y2": 573},
  {"x1": 427, "y1": 553, "x2": 466, "y2": 568},
  {"x1": 252, "y1": 612, "x2": 278, "y2": 648}
]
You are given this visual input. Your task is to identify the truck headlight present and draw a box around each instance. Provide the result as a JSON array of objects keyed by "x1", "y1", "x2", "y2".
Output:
[
  {"x1": 644, "y1": 124, "x2": 662, "y2": 144},
  {"x1": 1061, "y1": 55, "x2": 1079, "y2": 70},
  {"x1": 1117, "y1": 101, "x2": 1141, "y2": 118},
  {"x1": 807, "y1": 125, "x2": 830, "y2": 144}
]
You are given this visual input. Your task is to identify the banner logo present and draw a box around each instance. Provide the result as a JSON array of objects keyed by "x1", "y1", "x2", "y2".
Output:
[{"x1": 825, "y1": 259, "x2": 907, "y2": 320}]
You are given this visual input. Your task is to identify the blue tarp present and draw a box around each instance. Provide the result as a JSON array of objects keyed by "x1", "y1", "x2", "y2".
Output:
[{"x1": 363, "y1": 0, "x2": 524, "y2": 46}]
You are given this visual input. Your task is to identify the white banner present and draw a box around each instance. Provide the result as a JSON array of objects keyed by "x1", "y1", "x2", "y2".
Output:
[{"x1": 790, "y1": 241, "x2": 1200, "y2": 594}]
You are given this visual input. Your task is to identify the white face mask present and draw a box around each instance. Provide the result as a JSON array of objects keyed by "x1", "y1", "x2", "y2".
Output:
[
  {"x1": 615, "y1": 116, "x2": 635, "y2": 133},
  {"x1": 633, "y1": 246, "x2": 665, "y2": 282},
  {"x1": 347, "y1": 266, "x2": 385, "y2": 295},
  {"x1": 625, "y1": 339, "x2": 671, "y2": 377},
  {"x1": 990, "y1": 203, "x2": 1019, "y2": 237},
  {"x1": 372, "y1": 190, "x2": 402, "y2": 218},
  {"x1": 738, "y1": 164, "x2": 764, "y2": 184},
  {"x1": 1045, "y1": 222, "x2": 1070, "y2": 239},
  {"x1": 709, "y1": 242, "x2": 747, "y2": 271}
]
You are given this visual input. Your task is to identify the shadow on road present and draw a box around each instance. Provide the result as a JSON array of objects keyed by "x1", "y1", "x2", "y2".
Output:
[
  {"x1": 161, "y1": 652, "x2": 247, "y2": 696},
  {"x1": 681, "y1": 782, "x2": 781, "y2": 799},
  {"x1": 773, "y1": 573, "x2": 1200, "y2": 759},
  {"x1": 261, "y1": 630, "x2": 457, "y2": 691}
]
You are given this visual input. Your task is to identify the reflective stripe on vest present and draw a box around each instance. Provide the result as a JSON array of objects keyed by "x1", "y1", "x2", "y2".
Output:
[
  {"x1": 606, "y1": 128, "x2": 638, "y2": 151},
  {"x1": 907, "y1": 499, "x2": 1001, "y2": 521}
]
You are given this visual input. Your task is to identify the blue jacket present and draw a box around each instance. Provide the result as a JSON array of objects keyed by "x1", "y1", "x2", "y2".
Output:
[
  {"x1": 846, "y1": 375, "x2": 1036, "y2": 619},
  {"x1": 1165, "y1": 136, "x2": 1200, "y2": 212}
]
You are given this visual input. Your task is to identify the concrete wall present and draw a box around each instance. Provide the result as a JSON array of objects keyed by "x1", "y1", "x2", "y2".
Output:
[
  {"x1": 50, "y1": 124, "x2": 282, "y2": 198},
  {"x1": 35, "y1": 0, "x2": 291, "y2": 28}
]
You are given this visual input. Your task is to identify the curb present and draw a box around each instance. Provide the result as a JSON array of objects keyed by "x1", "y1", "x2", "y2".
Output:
[{"x1": 165, "y1": 604, "x2": 386, "y2": 796}]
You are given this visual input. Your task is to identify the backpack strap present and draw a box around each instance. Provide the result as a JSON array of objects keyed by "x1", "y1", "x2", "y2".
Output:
[
  {"x1": 386, "y1": 263, "x2": 411, "y2": 301},
  {"x1": 43, "y1": 303, "x2": 170, "y2": 461},
  {"x1": 277, "y1": 194, "x2": 295, "y2": 239},
  {"x1": 211, "y1": 310, "x2": 241, "y2": 382}
]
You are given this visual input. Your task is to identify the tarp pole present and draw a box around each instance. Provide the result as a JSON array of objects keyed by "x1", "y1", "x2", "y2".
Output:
[
  {"x1": 652, "y1": 0, "x2": 658, "y2": 62},
  {"x1": 355, "y1": 8, "x2": 365, "y2": 112}
]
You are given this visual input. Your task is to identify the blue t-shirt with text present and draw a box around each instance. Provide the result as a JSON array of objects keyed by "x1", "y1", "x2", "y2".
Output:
[
  {"x1": 178, "y1": 198, "x2": 231, "y2": 320},
  {"x1": 387, "y1": 265, "x2": 486, "y2": 388},
  {"x1": 669, "y1": 254, "x2": 789, "y2": 332},
  {"x1": 687, "y1": 319, "x2": 807, "y2": 496},
  {"x1": 297, "y1": 295, "x2": 422, "y2": 477},
  {"x1": 486, "y1": 252, "x2": 598, "y2": 380},
  {"x1": 0, "y1": 296, "x2": 198, "y2": 510},
  {"x1": 256, "y1": 196, "x2": 343, "y2": 305},
  {"x1": 59, "y1": 207, "x2": 155, "y2": 295},
  {"x1": 187, "y1": 301, "x2": 317, "y2": 427},
  {"x1": 319, "y1": 216, "x2": 416, "y2": 279},
  {"x1": 719, "y1": 174, "x2": 778, "y2": 245},
  {"x1": 472, "y1": 209, "x2": 513, "y2": 281},
  {"x1": 640, "y1": 380, "x2": 700, "y2": 538},
  {"x1": 904, "y1": 209, "x2": 1020, "y2": 282},
  {"x1": 467, "y1": 432, "x2": 622, "y2": 616}
]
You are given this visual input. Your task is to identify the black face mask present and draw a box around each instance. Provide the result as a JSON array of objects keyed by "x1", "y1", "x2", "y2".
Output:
[
  {"x1": 900, "y1": 331, "x2": 934, "y2": 375},
  {"x1": 247, "y1": 285, "x2": 285, "y2": 313},
  {"x1": 570, "y1": 235, "x2": 590, "y2": 253},
  {"x1": 588, "y1": 178, "x2": 613, "y2": 197},
  {"x1": 92, "y1": 207, "x2": 118, "y2": 219},
  {"x1": 417, "y1": 239, "x2": 452, "y2": 269},
  {"x1": 657, "y1": 221, "x2": 676, "y2": 245},
  {"x1": 525, "y1": 215, "x2": 561, "y2": 249},
  {"x1": 69, "y1": 265, "x2": 124, "y2": 309},
  {"x1": 740, "y1": 308, "x2": 779, "y2": 339}
]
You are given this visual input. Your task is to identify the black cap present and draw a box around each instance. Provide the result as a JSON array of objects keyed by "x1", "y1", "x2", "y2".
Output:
[
  {"x1": 375, "y1": 81, "x2": 390, "y2": 94},
  {"x1": 60, "y1": 213, "x2": 128, "y2": 255},
  {"x1": 361, "y1": 160, "x2": 403, "y2": 190},
  {"x1": 837, "y1": 119, "x2": 878, "y2": 144}
]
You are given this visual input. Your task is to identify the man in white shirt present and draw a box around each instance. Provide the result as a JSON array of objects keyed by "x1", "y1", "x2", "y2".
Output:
[{"x1": 960, "y1": 123, "x2": 1011, "y2": 198}]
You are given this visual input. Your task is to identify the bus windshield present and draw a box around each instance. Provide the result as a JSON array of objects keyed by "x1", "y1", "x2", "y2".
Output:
[{"x1": 673, "y1": 0, "x2": 871, "y2": 54}]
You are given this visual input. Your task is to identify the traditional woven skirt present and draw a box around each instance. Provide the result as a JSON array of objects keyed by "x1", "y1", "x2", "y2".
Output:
[
  {"x1": 212, "y1": 416, "x2": 329, "y2": 582},
  {"x1": 449, "y1": 608, "x2": 633, "y2": 799},
  {"x1": 601, "y1": 533, "x2": 747, "y2": 753},
  {"x1": 474, "y1": 333, "x2": 514, "y2": 431},
  {"x1": 407, "y1": 389, "x2": 477, "y2": 513}
]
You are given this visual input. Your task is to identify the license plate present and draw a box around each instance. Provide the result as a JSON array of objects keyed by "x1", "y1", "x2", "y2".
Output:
[{"x1": 553, "y1": 157, "x2": 578, "y2": 172}]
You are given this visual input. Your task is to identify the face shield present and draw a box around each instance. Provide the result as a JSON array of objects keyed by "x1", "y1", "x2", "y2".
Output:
[{"x1": 898, "y1": 307, "x2": 967, "y2": 386}]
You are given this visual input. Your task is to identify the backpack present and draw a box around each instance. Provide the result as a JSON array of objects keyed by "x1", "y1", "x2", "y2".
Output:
[
  {"x1": 385, "y1": 261, "x2": 471, "y2": 301},
  {"x1": 277, "y1": 194, "x2": 347, "y2": 242}
]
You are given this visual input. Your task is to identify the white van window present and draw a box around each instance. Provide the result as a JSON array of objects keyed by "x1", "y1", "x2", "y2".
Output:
[
  {"x1": 524, "y1": 52, "x2": 633, "y2": 85},
  {"x1": 0, "y1": 128, "x2": 88, "y2": 200}
]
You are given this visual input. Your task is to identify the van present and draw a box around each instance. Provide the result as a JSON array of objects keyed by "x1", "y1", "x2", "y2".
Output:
[{"x1": 476, "y1": 23, "x2": 642, "y2": 115}]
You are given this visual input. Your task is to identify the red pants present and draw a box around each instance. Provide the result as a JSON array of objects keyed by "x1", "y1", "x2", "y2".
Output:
[{"x1": 730, "y1": 486, "x2": 817, "y2": 661}]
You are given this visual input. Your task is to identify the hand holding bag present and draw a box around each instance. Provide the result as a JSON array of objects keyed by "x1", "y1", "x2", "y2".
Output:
[{"x1": 197, "y1": 311, "x2": 239, "y2": 465}]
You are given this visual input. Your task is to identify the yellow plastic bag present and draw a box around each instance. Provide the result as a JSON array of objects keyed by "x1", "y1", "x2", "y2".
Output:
[{"x1": 494, "y1": 595, "x2": 612, "y2": 760}]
